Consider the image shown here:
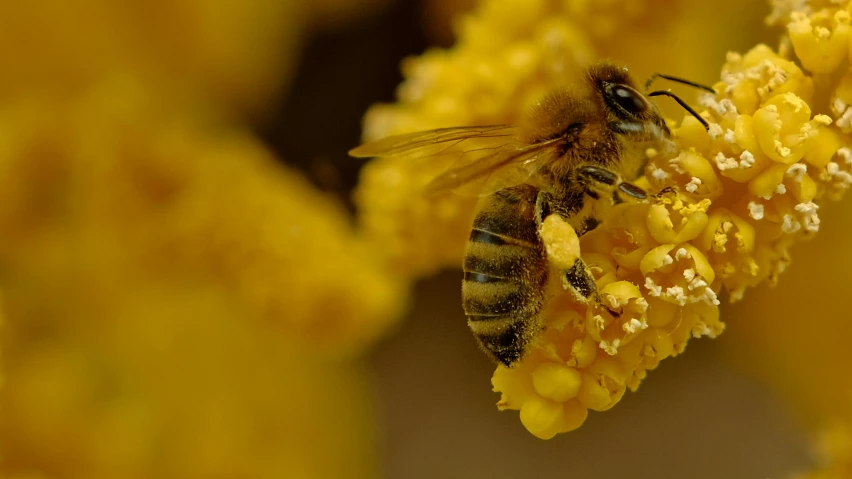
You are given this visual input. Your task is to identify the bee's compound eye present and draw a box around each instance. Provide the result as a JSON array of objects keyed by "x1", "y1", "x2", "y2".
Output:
[{"x1": 612, "y1": 85, "x2": 648, "y2": 115}]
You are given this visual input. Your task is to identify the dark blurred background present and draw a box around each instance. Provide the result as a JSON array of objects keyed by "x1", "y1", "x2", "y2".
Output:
[{"x1": 261, "y1": 0, "x2": 434, "y2": 209}]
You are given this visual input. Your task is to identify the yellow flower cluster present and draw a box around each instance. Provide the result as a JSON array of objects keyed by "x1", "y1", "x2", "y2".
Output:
[
  {"x1": 492, "y1": 40, "x2": 850, "y2": 438},
  {"x1": 355, "y1": 0, "x2": 762, "y2": 276},
  {"x1": 355, "y1": 0, "x2": 852, "y2": 440}
]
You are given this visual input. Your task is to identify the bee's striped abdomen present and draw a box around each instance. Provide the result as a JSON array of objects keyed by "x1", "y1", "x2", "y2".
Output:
[{"x1": 462, "y1": 186, "x2": 548, "y2": 366}]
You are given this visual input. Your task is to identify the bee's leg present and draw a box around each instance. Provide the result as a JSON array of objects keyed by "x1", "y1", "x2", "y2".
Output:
[
  {"x1": 562, "y1": 255, "x2": 600, "y2": 305},
  {"x1": 534, "y1": 192, "x2": 601, "y2": 306},
  {"x1": 577, "y1": 165, "x2": 647, "y2": 203},
  {"x1": 560, "y1": 245, "x2": 623, "y2": 317},
  {"x1": 654, "y1": 185, "x2": 677, "y2": 197}
]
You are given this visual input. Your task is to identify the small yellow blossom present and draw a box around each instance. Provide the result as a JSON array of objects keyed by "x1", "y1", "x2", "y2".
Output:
[{"x1": 355, "y1": 0, "x2": 852, "y2": 442}]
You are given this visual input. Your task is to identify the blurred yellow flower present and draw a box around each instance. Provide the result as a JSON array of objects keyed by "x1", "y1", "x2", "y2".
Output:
[
  {"x1": 0, "y1": 79, "x2": 403, "y2": 477},
  {"x1": 0, "y1": 0, "x2": 392, "y2": 117},
  {"x1": 354, "y1": 0, "x2": 852, "y2": 449},
  {"x1": 0, "y1": 1, "x2": 305, "y2": 116},
  {"x1": 0, "y1": 0, "x2": 405, "y2": 477}
]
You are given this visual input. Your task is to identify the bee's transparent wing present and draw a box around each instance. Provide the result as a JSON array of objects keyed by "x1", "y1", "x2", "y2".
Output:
[
  {"x1": 350, "y1": 125, "x2": 560, "y2": 197},
  {"x1": 348, "y1": 125, "x2": 518, "y2": 160},
  {"x1": 424, "y1": 139, "x2": 561, "y2": 197}
]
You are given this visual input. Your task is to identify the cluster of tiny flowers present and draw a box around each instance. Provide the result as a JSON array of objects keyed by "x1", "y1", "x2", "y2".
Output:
[
  {"x1": 354, "y1": 0, "x2": 851, "y2": 446},
  {"x1": 355, "y1": 0, "x2": 692, "y2": 276},
  {"x1": 492, "y1": 2, "x2": 852, "y2": 438}
]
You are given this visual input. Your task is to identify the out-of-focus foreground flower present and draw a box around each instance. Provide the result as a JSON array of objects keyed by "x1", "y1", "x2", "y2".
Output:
[
  {"x1": 355, "y1": 0, "x2": 852, "y2": 466},
  {"x1": 0, "y1": 1, "x2": 403, "y2": 478},
  {"x1": 0, "y1": 0, "x2": 391, "y2": 116}
]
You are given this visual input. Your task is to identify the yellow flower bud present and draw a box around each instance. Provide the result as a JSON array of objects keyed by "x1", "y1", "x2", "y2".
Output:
[
  {"x1": 788, "y1": 10, "x2": 851, "y2": 74},
  {"x1": 532, "y1": 362, "x2": 582, "y2": 402},
  {"x1": 754, "y1": 93, "x2": 812, "y2": 164},
  {"x1": 519, "y1": 396, "x2": 565, "y2": 440}
]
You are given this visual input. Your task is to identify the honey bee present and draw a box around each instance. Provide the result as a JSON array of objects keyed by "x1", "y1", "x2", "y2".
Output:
[{"x1": 350, "y1": 62, "x2": 712, "y2": 366}]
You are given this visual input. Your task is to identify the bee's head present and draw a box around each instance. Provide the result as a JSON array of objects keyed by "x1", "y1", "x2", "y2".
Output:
[{"x1": 585, "y1": 62, "x2": 671, "y2": 144}]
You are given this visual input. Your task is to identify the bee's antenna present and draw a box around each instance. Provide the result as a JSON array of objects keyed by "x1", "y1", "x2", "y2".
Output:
[
  {"x1": 645, "y1": 73, "x2": 716, "y2": 93},
  {"x1": 648, "y1": 90, "x2": 710, "y2": 131}
]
